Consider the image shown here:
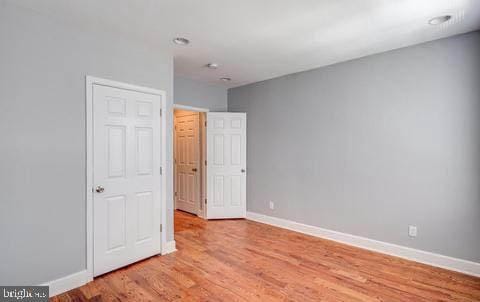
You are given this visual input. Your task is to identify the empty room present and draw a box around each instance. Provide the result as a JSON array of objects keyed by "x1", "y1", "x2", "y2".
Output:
[{"x1": 1, "y1": 0, "x2": 480, "y2": 301}]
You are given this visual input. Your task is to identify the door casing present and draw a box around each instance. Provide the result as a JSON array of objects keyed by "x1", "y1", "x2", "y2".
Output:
[{"x1": 86, "y1": 76, "x2": 167, "y2": 280}]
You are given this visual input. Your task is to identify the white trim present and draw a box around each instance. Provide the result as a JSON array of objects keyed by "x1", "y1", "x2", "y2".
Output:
[
  {"x1": 246, "y1": 211, "x2": 480, "y2": 277},
  {"x1": 88, "y1": 76, "x2": 167, "y2": 96},
  {"x1": 162, "y1": 240, "x2": 177, "y2": 254},
  {"x1": 85, "y1": 76, "x2": 168, "y2": 282},
  {"x1": 200, "y1": 112, "x2": 207, "y2": 219},
  {"x1": 85, "y1": 77, "x2": 94, "y2": 280},
  {"x1": 43, "y1": 270, "x2": 91, "y2": 297},
  {"x1": 173, "y1": 104, "x2": 210, "y2": 112}
]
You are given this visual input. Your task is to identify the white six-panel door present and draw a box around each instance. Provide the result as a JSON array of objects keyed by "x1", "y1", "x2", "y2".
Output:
[
  {"x1": 93, "y1": 84, "x2": 161, "y2": 276},
  {"x1": 207, "y1": 112, "x2": 246, "y2": 219},
  {"x1": 174, "y1": 112, "x2": 200, "y2": 215}
]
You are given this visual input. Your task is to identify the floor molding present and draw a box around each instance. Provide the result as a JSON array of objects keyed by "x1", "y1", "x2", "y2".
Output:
[
  {"x1": 246, "y1": 211, "x2": 480, "y2": 277},
  {"x1": 42, "y1": 270, "x2": 91, "y2": 297},
  {"x1": 162, "y1": 240, "x2": 177, "y2": 255}
]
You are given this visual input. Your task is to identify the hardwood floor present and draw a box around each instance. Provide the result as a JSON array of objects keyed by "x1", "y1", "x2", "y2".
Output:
[{"x1": 52, "y1": 210, "x2": 480, "y2": 301}]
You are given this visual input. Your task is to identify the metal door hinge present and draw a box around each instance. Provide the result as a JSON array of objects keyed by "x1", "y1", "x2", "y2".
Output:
[
  {"x1": 175, "y1": 191, "x2": 178, "y2": 197},
  {"x1": 205, "y1": 160, "x2": 207, "y2": 166},
  {"x1": 204, "y1": 121, "x2": 207, "y2": 127},
  {"x1": 160, "y1": 166, "x2": 163, "y2": 175},
  {"x1": 160, "y1": 224, "x2": 163, "y2": 232},
  {"x1": 205, "y1": 198, "x2": 207, "y2": 204},
  {"x1": 160, "y1": 109, "x2": 162, "y2": 117}
]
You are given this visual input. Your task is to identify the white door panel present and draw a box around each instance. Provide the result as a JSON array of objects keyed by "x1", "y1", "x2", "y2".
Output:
[
  {"x1": 93, "y1": 84, "x2": 161, "y2": 277},
  {"x1": 174, "y1": 113, "x2": 200, "y2": 215},
  {"x1": 207, "y1": 113, "x2": 246, "y2": 219}
]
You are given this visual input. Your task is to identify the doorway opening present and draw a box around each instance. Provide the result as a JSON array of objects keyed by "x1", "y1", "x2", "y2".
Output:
[
  {"x1": 173, "y1": 105, "x2": 247, "y2": 234},
  {"x1": 173, "y1": 106, "x2": 208, "y2": 220}
]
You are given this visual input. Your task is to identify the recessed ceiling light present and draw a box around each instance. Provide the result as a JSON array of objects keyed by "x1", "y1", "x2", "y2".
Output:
[
  {"x1": 173, "y1": 37, "x2": 190, "y2": 45},
  {"x1": 206, "y1": 63, "x2": 219, "y2": 69},
  {"x1": 220, "y1": 77, "x2": 231, "y2": 82},
  {"x1": 428, "y1": 15, "x2": 452, "y2": 25}
]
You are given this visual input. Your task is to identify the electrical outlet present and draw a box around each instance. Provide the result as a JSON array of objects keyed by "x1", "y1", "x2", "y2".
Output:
[
  {"x1": 408, "y1": 225, "x2": 417, "y2": 237},
  {"x1": 269, "y1": 201, "x2": 275, "y2": 210}
]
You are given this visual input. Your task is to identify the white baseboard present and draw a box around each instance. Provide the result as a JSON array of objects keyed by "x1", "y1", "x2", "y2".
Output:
[
  {"x1": 42, "y1": 270, "x2": 91, "y2": 297},
  {"x1": 246, "y1": 211, "x2": 480, "y2": 277},
  {"x1": 162, "y1": 240, "x2": 177, "y2": 254}
]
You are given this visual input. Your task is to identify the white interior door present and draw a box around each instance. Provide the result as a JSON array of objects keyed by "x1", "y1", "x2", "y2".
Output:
[
  {"x1": 207, "y1": 112, "x2": 246, "y2": 219},
  {"x1": 93, "y1": 84, "x2": 162, "y2": 277},
  {"x1": 174, "y1": 112, "x2": 200, "y2": 215}
]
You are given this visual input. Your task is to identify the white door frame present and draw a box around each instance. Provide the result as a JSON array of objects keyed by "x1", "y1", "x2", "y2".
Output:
[
  {"x1": 173, "y1": 104, "x2": 209, "y2": 112},
  {"x1": 86, "y1": 76, "x2": 167, "y2": 280}
]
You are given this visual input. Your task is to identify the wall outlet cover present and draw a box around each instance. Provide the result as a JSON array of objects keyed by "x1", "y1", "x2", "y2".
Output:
[{"x1": 408, "y1": 225, "x2": 418, "y2": 237}]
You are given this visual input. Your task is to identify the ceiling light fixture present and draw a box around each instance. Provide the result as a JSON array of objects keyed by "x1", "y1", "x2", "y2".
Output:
[
  {"x1": 428, "y1": 15, "x2": 452, "y2": 25},
  {"x1": 206, "y1": 63, "x2": 219, "y2": 69},
  {"x1": 173, "y1": 37, "x2": 190, "y2": 45},
  {"x1": 220, "y1": 77, "x2": 231, "y2": 82}
]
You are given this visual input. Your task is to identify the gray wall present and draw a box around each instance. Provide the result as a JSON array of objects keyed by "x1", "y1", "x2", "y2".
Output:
[
  {"x1": 229, "y1": 32, "x2": 480, "y2": 263},
  {"x1": 0, "y1": 1, "x2": 175, "y2": 284},
  {"x1": 174, "y1": 76, "x2": 228, "y2": 111}
]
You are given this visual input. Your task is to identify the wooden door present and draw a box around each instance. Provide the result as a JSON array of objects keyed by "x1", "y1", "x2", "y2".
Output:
[
  {"x1": 175, "y1": 112, "x2": 200, "y2": 215},
  {"x1": 206, "y1": 112, "x2": 246, "y2": 219}
]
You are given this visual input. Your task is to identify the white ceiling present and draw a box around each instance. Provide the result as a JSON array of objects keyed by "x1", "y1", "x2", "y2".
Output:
[{"x1": 10, "y1": 0, "x2": 480, "y2": 88}]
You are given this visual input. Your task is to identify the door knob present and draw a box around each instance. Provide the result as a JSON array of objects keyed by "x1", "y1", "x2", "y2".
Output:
[
  {"x1": 192, "y1": 168, "x2": 198, "y2": 172},
  {"x1": 241, "y1": 169, "x2": 246, "y2": 173},
  {"x1": 95, "y1": 185, "x2": 105, "y2": 193}
]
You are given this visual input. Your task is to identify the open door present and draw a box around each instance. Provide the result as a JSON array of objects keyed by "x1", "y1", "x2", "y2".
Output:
[
  {"x1": 174, "y1": 111, "x2": 201, "y2": 215},
  {"x1": 206, "y1": 112, "x2": 246, "y2": 219}
]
